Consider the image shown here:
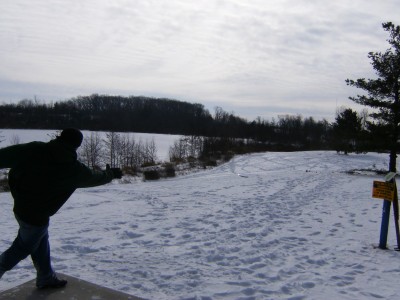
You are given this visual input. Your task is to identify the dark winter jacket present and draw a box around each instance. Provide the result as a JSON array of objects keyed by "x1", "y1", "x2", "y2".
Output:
[{"x1": 0, "y1": 139, "x2": 114, "y2": 225}]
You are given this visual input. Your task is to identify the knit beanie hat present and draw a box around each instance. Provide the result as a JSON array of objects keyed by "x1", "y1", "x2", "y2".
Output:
[{"x1": 59, "y1": 128, "x2": 83, "y2": 149}]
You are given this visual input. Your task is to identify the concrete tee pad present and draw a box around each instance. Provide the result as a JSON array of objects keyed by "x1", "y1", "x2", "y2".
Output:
[{"x1": 0, "y1": 273, "x2": 144, "y2": 300}]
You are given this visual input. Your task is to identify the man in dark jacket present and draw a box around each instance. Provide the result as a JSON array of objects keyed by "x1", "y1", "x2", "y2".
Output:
[{"x1": 0, "y1": 128, "x2": 122, "y2": 289}]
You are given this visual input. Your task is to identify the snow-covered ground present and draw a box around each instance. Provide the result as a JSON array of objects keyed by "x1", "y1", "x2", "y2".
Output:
[{"x1": 1, "y1": 131, "x2": 400, "y2": 299}]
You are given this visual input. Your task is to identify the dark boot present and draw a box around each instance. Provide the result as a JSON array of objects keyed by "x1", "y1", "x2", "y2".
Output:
[{"x1": 36, "y1": 273, "x2": 67, "y2": 289}]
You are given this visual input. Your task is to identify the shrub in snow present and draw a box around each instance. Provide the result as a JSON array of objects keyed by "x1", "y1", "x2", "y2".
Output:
[
  {"x1": 143, "y1": 170, "x2": 160, "y2": 181},
  {"x1": 163, "y1": 163, "x2": 176, "y2": 178}
]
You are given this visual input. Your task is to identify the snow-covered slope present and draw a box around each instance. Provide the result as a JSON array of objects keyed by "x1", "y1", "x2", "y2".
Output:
[{"x1": 1, "y1": 148, "x2": 399, "y2": 299}]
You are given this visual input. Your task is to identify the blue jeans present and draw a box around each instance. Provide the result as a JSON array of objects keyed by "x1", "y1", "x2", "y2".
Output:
[{"x1": 0, "y1": 215, "x2": 54, "y2": 281}]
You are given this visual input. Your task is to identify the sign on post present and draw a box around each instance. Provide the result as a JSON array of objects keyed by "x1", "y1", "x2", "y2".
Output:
[{"x1": 372, "y1": 181, "x2": 395, "y2": 201}]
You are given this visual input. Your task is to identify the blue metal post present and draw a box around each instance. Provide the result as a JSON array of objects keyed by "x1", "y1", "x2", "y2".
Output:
[{"x1": 379, "y1": 200, "x2": 392, "y2": 249}]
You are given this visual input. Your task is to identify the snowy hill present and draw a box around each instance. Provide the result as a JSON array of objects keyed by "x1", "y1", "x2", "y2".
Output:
[{"x1": 1, "y1": 135, "x2": 400, "y2": 298}]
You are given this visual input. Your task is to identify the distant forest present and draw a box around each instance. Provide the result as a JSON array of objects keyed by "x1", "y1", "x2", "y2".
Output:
[{"x1": 0, "y1": 94, "x2": 333, "y2": 150}]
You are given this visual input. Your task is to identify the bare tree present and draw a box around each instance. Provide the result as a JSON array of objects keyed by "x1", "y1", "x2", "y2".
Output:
[
  {"x1": 0, "y1": 131, "x2": 4, "y2": 144},
  {"x1": 103, "y1": 132, "x2": 121, "y2": 168},
  {"x1": 186, "y1": 135, "x2": 203, "y2": 158},
  {"x1": 9, "y1": 134, "x2": 20, "y2": 145},
  {"x1": 169, "y1": 138, "x2": 187, "y2": 162},
  {"x1": 119, "y1": 134, "x2": 134, "y2": 168},
  {"x1": 80, "y1": 132, "x2": 103, "y2": 169},
  {"x1": 144, "y1": 138, "x2": 157, "y2": 165},
  {"x1": 169, "y1": 135, "x2": 203, "y2": 162}
]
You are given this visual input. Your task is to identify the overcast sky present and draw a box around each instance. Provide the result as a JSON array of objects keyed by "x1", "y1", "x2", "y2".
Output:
[{"x1": 1, "y1": 0, "x2": 399, "y2": 121}]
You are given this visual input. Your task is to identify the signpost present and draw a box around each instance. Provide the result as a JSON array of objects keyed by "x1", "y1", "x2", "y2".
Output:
[
  {"x1": 373, "y1": 173, "x2": 400, "y2": 250},
  {"x1": 372, "y1": 181, "x2": 395, "y2": 201}
]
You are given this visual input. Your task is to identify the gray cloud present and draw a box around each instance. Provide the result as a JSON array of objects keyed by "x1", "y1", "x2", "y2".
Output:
[{"x1": 1, "y1": 0, "x2": 399, "y2": 121}]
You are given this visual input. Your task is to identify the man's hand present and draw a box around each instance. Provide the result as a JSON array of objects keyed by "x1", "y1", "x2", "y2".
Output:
[{"x1": 106, "y1": 164, "x2": 123, "y2": 179}]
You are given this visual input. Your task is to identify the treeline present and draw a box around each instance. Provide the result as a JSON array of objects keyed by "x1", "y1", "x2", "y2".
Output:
[
  {"x1": 0, "y1": 94, "x2": 332, "y2": 150},
  {"x1": 0, "y1": 95, "x2": 211, "y2": 135}
]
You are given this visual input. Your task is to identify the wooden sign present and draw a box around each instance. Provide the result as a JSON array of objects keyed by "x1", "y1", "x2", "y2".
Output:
[{"x1": 372, "y1": 181, "x2": 395, "y2": 201}]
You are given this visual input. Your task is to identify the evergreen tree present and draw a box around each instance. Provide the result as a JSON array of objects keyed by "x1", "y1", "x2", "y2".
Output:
[
  {"x1": 346, "y1": 22, "x2": 400, "y2": 171},
  {"x1": 332, "y1": 108, "x2": 362, "y2": 154}
]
